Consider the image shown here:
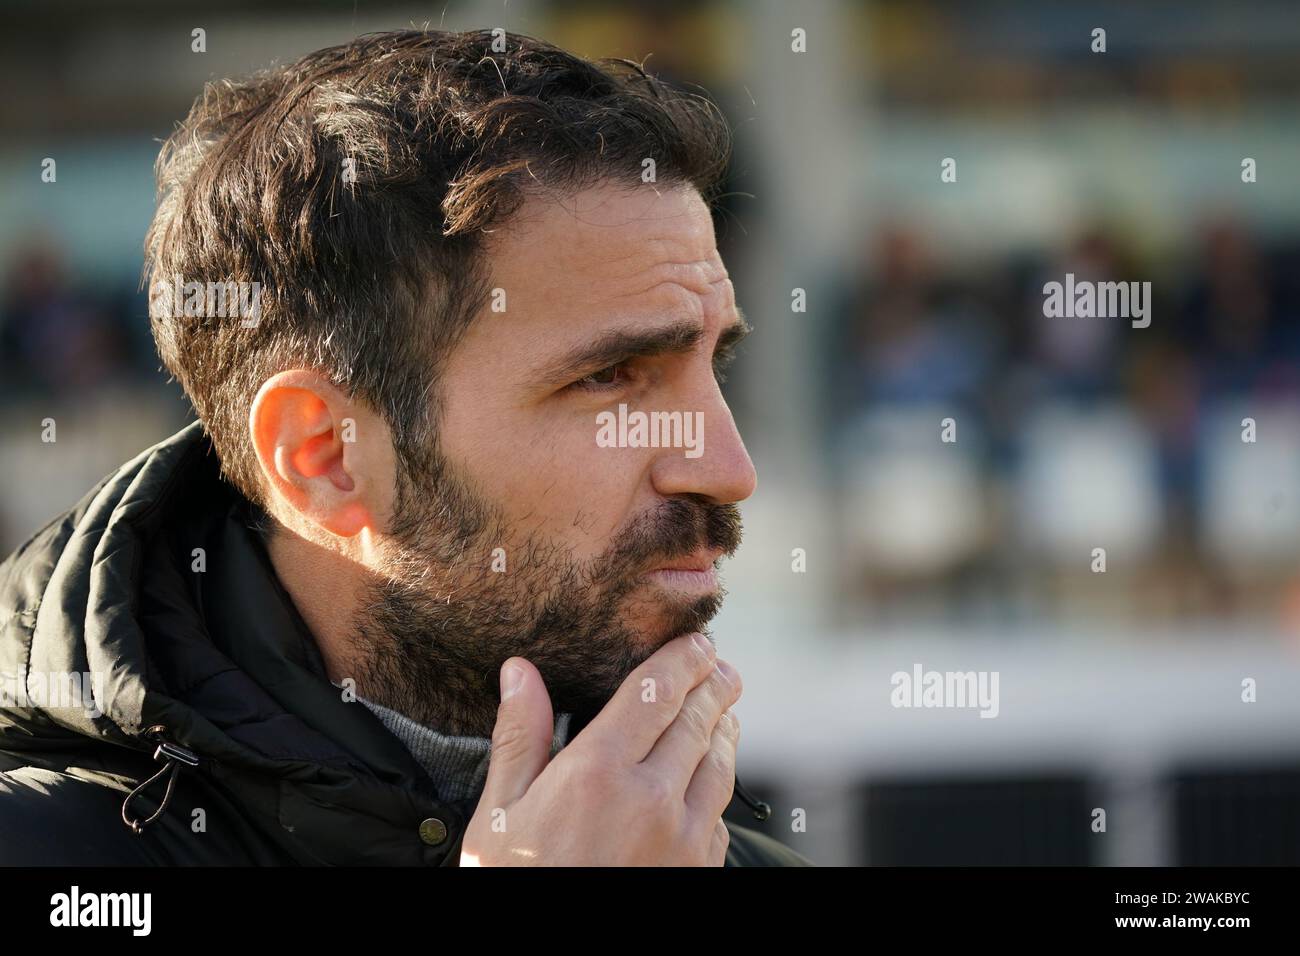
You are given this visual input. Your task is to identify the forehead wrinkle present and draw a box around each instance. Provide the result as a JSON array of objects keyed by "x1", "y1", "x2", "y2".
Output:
[
  {"x1": 600, "y1": 257, "x2": 731, "y2": 309},
  {"x1": 593, "y1": 269, "x2": 736, "y2": 356}
]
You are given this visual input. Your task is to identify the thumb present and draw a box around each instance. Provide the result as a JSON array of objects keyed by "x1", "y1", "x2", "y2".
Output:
[{"x1": 481, "y1": 657, "x2": 554, "y2": 809}]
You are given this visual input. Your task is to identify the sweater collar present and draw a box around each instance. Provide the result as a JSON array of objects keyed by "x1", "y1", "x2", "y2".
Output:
[{"x1": 350, "y1": 692, "x2": 573, "y2": 803}]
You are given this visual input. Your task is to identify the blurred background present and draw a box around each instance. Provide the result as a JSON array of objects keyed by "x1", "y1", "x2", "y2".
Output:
[{"x1": 3, "y1": 0, "x2": 1300, "y2": 865}]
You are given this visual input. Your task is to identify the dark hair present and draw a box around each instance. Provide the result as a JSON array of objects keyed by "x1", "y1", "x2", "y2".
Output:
[{"x1": 144, "y1": 28, "x2": 732, "y2": 506}]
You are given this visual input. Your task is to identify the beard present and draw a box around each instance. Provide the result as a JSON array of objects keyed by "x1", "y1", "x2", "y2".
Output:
[{"x1": 346, "y1": 446, "x2": 743, "y2": 738}]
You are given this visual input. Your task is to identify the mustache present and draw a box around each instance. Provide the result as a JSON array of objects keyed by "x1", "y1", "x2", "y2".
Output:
[{"x1": 596, "y1": 494, "x2": 743, "y2": 585}]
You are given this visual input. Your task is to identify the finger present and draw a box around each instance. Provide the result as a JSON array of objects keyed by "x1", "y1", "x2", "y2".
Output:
[
  {"x1": 641, "y1": 658, "x2": 741, "y2": 786},
  {"x1": 478, "y1": 657, "x2": 554, "y2": 811},
  {"x1": 683, "y1": 706, "x2": 740, "y2": 821},
  {"x1": 579, "y1": 631, "x2": 717, "y2": 763},
  {"x1": 709, "y1": 818, "x2": 730, "y2": 867}
]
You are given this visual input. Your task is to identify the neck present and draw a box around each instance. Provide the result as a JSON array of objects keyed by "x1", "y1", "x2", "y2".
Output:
[
  {"x1": 265, "y1": 525, "x2": 366, "y2": 686},
  {"x1": 263, "y1": 521, "x2": 504, "y2": 737}
]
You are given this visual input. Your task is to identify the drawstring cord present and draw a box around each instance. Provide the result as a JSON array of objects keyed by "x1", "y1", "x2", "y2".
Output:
[
  {"x1": 119, "y1": 727, "x2": 772, "y2": 835},
  {"x1": 733, "y1": 772, "x2": 771, "y2": 821},
  {"x1": 121, "y1": 724, "x2": 199, "y2": 835}
]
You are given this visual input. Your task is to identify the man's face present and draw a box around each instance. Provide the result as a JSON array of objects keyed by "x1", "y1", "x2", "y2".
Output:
[{"x1": 355, "y1": 181, "x2": 757, "y2": 734}]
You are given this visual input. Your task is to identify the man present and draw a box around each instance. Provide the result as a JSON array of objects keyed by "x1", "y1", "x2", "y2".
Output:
[{"x1": 0, "y1": 29, "x2": 811, "y2": 866}]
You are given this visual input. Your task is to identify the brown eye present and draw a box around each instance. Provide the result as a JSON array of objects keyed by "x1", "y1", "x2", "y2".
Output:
[{"x1": 573, "y1": 362, "x2": 627, "y2": 391}]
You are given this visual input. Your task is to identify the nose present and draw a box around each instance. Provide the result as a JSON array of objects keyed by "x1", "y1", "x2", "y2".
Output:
[{"x1": 649, "y1": 383, "x2": 757, "y2": 505}]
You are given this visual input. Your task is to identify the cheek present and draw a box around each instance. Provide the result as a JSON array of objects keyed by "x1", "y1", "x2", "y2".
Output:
[
  {"x1": 554, "y1": 453, "x2": 646, "y2": 561},
  {"x1": 441, "y1": 403, "x2": 648, "y2": 556},
  {"x1": 526, "y1": 439, "x2": 647, "y2": 559}
]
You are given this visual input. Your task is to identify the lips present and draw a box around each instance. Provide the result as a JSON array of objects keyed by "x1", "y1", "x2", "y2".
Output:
[{"x1": 648, "y1": 548, "x2": 723, "y2": 574}]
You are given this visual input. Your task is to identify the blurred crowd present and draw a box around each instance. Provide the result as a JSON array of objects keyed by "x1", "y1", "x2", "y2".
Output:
[
  {"x1": 825, "y1": 219, "x2": 1300, "y2": 627},
  {"x1": 0, "y1": 238, "x2": 155, "y2": 399}
]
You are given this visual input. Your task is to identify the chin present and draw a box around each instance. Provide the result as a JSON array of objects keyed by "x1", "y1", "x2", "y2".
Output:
[{"x1": 620, "y1": 593, "x2": 723, "y2": 651}]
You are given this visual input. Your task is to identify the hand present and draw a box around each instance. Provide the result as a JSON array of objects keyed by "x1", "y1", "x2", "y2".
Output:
[{"x1": 460, "y1": 631, "x2": 742, "y2": 866}]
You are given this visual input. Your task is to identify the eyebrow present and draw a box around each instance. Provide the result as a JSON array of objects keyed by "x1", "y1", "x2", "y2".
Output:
[{"x1": 536, "y1": 306, "x2": 751, "y2": 388}]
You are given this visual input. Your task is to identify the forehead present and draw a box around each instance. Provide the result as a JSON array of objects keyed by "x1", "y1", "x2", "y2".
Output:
[{"x1": 472, "y1": 181, "x2": 733, "y2": 351}]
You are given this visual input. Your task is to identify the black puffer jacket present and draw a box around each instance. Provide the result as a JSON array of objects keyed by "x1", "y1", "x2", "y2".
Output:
[{"x1": 0, "y1": 423, "x2": 811, "y2": 866}]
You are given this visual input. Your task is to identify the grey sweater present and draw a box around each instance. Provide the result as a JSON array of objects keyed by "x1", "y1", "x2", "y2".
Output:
[{"x1": 353, "y1": 692, "x2": 573, "y2": 803}]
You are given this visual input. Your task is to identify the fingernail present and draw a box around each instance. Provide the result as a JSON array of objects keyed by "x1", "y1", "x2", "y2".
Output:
[
  {"x1": 692, "y1": 632, "x2": 714, "y2": 656},
  {"x1": 716, "y1": 659, "x2": 737, "y2": 684},
  {"x1": 501, "y1": 662, "x2": 524, "y2": 700}
]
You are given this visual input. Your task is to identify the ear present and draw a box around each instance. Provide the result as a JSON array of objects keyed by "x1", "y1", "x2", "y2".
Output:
[{"x1": 248, "y1": 370, "x2": 389, "y2": 539}]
